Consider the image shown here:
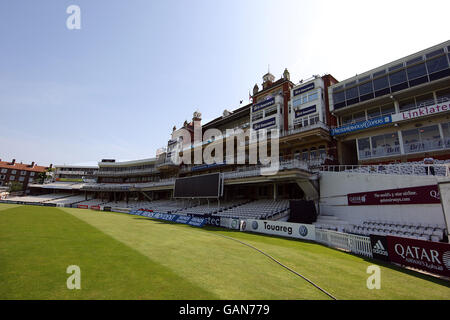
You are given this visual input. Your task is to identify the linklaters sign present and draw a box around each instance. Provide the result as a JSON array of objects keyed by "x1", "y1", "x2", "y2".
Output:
[
  {"x1": 240, "y1": 219, "x2": 315, "y2": 241},
  {"x1": 391, "y1": 102, "x2": 450, "y2": 122}
]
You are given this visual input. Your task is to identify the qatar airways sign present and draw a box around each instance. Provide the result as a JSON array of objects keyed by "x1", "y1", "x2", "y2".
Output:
[
  {"x1": 391, "y1": 103, "x2": 450, "y2": 122},
  {"x1": 347, "y1": 185, "x2": 441, "y2": 206},
  {"x1": 387, "y1": 236, "x2": 450, "y2": 277}
]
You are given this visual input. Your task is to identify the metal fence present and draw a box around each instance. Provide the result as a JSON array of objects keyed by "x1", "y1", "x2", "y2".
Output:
[
  {"x1": 315, "y1": 229, "x2": 373, "y2": 258},
  {"x1": 318, "y1": 163, "x2": 450, "y2": 177}
]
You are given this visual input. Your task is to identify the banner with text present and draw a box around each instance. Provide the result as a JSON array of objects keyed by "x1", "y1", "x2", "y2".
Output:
[
  {"x1": 348, "y1": 185, "x2": 441, "y2": 206},
  {"x1": 391, "y1": 102, "x2": 450, "y2": 122},
  {"x1": 386, "y1": 235, "x2": 450, "y2": 277},
  {"x1": 240, "y1": 219, "x2": 315, "y2": 241}
]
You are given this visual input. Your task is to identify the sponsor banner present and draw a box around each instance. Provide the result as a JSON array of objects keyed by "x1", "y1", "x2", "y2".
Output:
[
  {"x1": 391, "y1": 103, "x2": 450, "y2": 122},
  {"x1": 253, "y1": 117, "x2": 276, "y2": 130},
  {"x1": 168, "y1": 139, "x2": 177, "y2": 146},
  {"x1": 77, "y1": 204, "x2": 89, "y2": 209},
  {"x1": 152, "y1": 212, "x2": 178, "y2": 222},
  {"x1": 294, "y1": 105, "x2": 316, "y2": 118},
  {"x1": 348, "y1": 185, "x2": 441, "y2": 206},
  {"x1": 192, "y1": 162, "x2": 226, "y2": 172},
  {"x1": 220, "y1": 217, "x2": 240, "y2": 230},
  {"x1": 188, "y1": 216, "x2": 207, "y2": 227},
  {"x1": 145, "y1": 211, "x2": 155, "y2": 218},
  {"x1": 175, "y1": 215, "x2": 192, "y2": 225},
  {"x1": 386, "y1": 235, "x2": 450, "y2": 277},
  {"x1": 205, "y1": 216, "x2": 221, "y2": 227},
  {"x1": 370, "y1": 235, "x2": 390, "y2": 261},
  {"x1": 331, "y1": 115, "x2": 392, "y2": 136},
  {"x1": 293, "y1": 82, "x2": 315, "y2": 96},
  {"x1": 188, "y1": 214, "x2": 221, "y2": 226},
  {"x1": 241, "y1": 219, "x2": 315, "y2": 241},
  {"x1": 90, "y1": 205, "x2": 100, "y2": 211},
  {"x1": 252, "y1": 97, "x2": 275, "y2": 112},
  {"x1": 103, "y1": 206, "x2": 111, "y2": 212}
]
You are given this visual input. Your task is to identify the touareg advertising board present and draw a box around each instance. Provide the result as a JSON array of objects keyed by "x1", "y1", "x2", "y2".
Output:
[{"x1": 240, "y1": 219, "x2": 315, "y2": 241}]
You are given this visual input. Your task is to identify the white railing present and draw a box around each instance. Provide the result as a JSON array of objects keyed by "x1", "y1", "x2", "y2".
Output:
[
  {"x1": 82, "y1": 178, "x2": 177, "y2": 191},
  {"x1": 56, "y1": 170, "x2": 97, "y2": 176},
  {"x1": 318, "y1": 163, "x2": 450, "y2": 177},
  {"x1": 398, "y1": 96, "x2": 450, "y2": 113},
  {"x1": 223, "y1": 159, "x2": 310, "y2": 179},
  {"x1": 138, "y1": 179, "x2": 176, "y2": 188},
  {"x1": 97, "y1": 167, "x2": 159, "y2": 176},
  {"x1": 315, "y1": 229, "x2": 373, "y2": 258}
]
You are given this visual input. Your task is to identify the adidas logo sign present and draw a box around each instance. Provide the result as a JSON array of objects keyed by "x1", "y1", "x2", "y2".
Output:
[{"x1": 373, "y1": 240, "x2": 388, "y2": 256}]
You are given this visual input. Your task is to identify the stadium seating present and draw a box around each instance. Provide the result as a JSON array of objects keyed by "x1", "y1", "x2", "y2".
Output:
[
  {"x1": 343, "y1": 220, "x2": 447, "y2": 242},
  {"x1": 95, "y1": 198, "x2": 290, "y2": 220},
  {"x1": 176, "y1": 200, "x2": 249, "y2": 216},
  {"x1": 76, "y1": 198, "x2": 108, "y2": 207},
  {"x1": 46, "y1": 194, "x2": 88, "y2": 205},
  {"x1": 6, "y1": 193, "x2": 72, "y2": 203},
  {"x1": 213, "y1": 199, "x2": 290, "y2": 220}
]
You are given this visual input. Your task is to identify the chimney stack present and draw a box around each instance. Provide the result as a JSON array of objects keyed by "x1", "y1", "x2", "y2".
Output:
[{"x1": 11, "y1": 159, "x2": 16, "y2": 165}]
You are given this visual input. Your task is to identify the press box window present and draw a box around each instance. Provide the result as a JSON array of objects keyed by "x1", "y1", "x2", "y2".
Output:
[
  {"x1": 357, "y1": 137, "x2": 371, "y2": 159},
  {"x1": 252, "y1": 112, "x2": 263, "y2": 121},
  {"x1": 265, "y1": 107, "x2": 277, "y2": 117}
]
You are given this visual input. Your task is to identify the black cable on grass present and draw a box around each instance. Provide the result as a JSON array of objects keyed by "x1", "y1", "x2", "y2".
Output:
[{"x1": 214, "y1": 233, "x2": 338, "y2": 300}]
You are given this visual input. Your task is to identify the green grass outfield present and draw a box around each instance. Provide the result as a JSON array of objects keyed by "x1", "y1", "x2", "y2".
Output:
[{"x1": 0, "y1": 203, "x2": 449, "y2": 300}]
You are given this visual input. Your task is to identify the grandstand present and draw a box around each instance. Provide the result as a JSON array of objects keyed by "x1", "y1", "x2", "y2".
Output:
[
  {"x1": 3, "y1": 41, "x2": 448, "y2": 249},
  {"x1": 6, "y1": 193, "x2": 72, "y2": 203},
  {"x1": 344, "y1": 220, "x2": 447, "y2": 242},
  {"x1": 46, "y1": 194, "x2": 87, "y2": 206},
  {"x1": 212, "y1": 199, "x2": 290, "y2": 220}
]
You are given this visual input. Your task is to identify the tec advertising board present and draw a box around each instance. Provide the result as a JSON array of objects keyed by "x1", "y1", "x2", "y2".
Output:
[{"x1": 240, "y1": 219, "x2": 315, "y2": 241}]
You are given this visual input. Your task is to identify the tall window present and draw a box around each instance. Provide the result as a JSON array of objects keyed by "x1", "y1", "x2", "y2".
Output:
[
  {"x1": 436, "y1": 87, "x2": 450, "y2": 102},
  {"x1": 442, "y1": 122, "x2": 450, "y2": 148},
  {"x1": 402, "y1": 125, "x2": 442, "y2": 153},
  {"x1": 357, "y1": 137, "x2": 371, "y2": 159},
  {"x1": 371, "y1": 133, "x2": 400, "y2": 157},
  {"x1": 301, "y1": 149, "x2": 309, "y2": 161},
  {"x1": 318, "y1": 146, "x2": 326, "y2": 159},
  {"x1": 310, "y1": 147, "x2": 318, "y2": 160}
]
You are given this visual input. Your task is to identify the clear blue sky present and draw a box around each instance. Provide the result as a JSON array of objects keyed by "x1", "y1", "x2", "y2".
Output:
[{"x1": 0, "y1": 0, "x2": 449, "y2": 166}]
